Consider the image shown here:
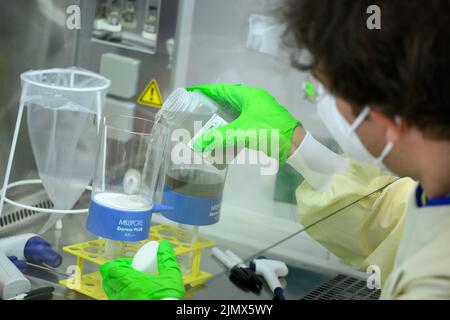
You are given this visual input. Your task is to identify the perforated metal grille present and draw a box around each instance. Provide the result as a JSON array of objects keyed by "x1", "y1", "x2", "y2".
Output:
[
  {"x1": 0, "y1": 200, "x2": 52, "y2": 227},
  {"x1": 0, "y1": 196, "x2": 53, "y2": 236},
  {"x1": 302, "y1": 275, "x2": 381, "y2": 300}
]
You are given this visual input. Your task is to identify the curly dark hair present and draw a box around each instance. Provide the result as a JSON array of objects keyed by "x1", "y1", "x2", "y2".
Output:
[{"x1": 283, "y1": 0, "x2": 450, "y2": 140}]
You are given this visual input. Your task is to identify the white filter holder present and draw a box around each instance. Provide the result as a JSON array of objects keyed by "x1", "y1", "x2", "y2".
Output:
[{"x1": 0, "y1": 68, "x2": 110, "y2": 233}]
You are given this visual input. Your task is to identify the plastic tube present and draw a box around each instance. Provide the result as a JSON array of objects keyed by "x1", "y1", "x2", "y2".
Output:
[{"x1": 176, "y1": 224, "x2": 198, "y2": 275}]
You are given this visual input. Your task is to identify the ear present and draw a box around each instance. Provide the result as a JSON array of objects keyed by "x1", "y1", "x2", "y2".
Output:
[{"x1": 369, "y1": 108, "x2": 401, "y2": 143}]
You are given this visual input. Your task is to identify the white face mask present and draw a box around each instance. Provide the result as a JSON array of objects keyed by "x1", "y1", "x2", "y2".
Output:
[{"x1": 317, "y1": 95, "x2": 394, "y2": 169}]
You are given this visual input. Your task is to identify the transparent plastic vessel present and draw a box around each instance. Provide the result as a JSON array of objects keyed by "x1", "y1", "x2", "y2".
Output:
[
  {"x1": 159, "y1": 88, "x2": 241, "y2": 169},
  {"x1": 86, "y1": 115, "x2": 169, "y2": 259},
  {"x1": 156, "y1": 88, "x2": 240, "y2": 273}
]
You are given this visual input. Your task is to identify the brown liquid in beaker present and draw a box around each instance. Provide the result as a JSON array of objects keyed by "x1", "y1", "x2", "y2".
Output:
[{"x1": 165, "y1": 169, "x2": 225, "y2": 198}]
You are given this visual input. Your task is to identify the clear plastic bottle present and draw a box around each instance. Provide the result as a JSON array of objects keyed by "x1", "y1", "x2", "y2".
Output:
[
  {"x1": 95, "y1": 0, "x2": 109, "y2": 20},
  {"x1": 107, "y1": 0, "x2": 121, "y2": 26},
  {"x1": 122, "y1": 0, "x2": 137, "y2": 28},
  {"x1": 142, "y1": 6, "x2": 158, "y2": 41}
]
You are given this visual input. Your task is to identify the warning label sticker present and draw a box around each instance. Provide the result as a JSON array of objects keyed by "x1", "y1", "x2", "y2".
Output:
[{"x1": 137, "y1": 79, "x2": 163, "y2": 108}]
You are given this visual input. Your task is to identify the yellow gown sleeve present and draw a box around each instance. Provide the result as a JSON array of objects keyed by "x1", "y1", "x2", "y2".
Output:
[{"x1": 296, "y1": 160, "x2": 416, "y2": 284}]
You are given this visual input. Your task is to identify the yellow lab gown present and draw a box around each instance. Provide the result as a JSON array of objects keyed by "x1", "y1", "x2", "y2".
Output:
[{"x1": 287, "y1": 132, "x2": 450, "y2": 299}]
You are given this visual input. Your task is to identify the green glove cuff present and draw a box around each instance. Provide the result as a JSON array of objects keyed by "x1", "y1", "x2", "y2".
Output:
[{"x1": 100, "y1": 240, "x2": 185, "y2": 300}]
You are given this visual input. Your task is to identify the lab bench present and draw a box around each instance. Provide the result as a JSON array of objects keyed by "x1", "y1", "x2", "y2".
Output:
[{"x1": 20, "y1": 212, "x2": 338, "y2": 300}]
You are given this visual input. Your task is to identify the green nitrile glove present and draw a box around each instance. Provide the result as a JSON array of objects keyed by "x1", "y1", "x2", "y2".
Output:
[
  {"x1": 187, "y1": 84, "x2": 301, "y2": 164},
  {"x1": 100, "y1": 240, "x2": 185, "y2": 300}
]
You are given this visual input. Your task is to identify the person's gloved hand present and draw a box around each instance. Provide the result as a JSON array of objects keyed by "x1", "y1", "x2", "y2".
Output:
[
  {"x1": 187, "y1": 84, "x2": 301, "y2": 164},
  {"x1": 100, "y1": 240, "x2": 185, "y2": 300}
]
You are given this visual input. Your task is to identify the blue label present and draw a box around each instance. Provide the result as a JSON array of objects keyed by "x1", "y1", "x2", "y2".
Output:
[
  {"x1": 161, "y1": 188, "x2": 222, "y2": 226},
  {"x1": 86, "y1": 199, "x2": 152, "y2": 241}
]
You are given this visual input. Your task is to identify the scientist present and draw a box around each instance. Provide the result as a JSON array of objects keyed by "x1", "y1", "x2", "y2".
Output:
[{"x1": 100, "y1": 0, "x2": 450, "y2": 299}]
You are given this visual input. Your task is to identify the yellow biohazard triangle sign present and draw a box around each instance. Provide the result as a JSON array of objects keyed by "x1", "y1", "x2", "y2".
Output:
[{"x1": 137, "y1": 79, "x2": 163, "y2": 108}]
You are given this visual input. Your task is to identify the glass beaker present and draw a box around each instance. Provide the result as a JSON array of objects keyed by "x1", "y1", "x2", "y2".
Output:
[
  {"x1": 162, "y1": 147, "x2": 227, "y2": 226},
  {"x1": 158, "y1": 88, "x2": 241, "y2": 169},
  {"x1": 86, "y1": 115, "x2": 169, "y2": 259},
  {"x1": 156, "y1": 88, "x2": 239, "y2": 274},
  {"x1": 155, "y1": 138, "x2": 228, "y2": 274}
]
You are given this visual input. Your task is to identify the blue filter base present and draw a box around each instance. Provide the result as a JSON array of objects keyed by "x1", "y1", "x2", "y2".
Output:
[
  {"x1": 161, "y1": 188, "x2": 222, "y2": 226},
  {"x1": 86, "y1": 199, "x2": 152, "y2": 241}
]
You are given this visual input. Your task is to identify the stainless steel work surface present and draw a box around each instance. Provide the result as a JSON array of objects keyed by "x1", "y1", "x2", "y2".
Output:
[
  {"x1": 3, "y1": 183, "x2": 391, "y2": 300},
  {"x1": 23, "y1": 211, "x2": 336, "y2": 300}
]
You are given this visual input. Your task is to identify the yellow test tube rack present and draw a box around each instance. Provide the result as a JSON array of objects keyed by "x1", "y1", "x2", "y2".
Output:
[{"x1": 59, "y1": 224, "x2": 215, "y2": 300}]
